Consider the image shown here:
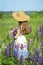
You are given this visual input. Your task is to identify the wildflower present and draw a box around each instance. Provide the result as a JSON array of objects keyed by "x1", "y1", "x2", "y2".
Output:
[
  {"x1": 34, "y1": 47, "x2": 40, "y2": 58},
  {"x1": 14, "y1": 45, "x2": 18, "y2": 58},
  {"x1": 38, "y1": 55, "x2": 43, "y2": 65},
  {"x1": 40, "y1": 41, "x2": 43, "y2": 56},
  {"x1": 19, "y1": 55, "x2": 23, "y2": 65},
  {"x1": 31, "y1": 54, "x2": 38, "y2": 65},
  {"x1": 27, "y1": 56, "x2": 31, "y2": 62},
  {"x1": 27, "y1": 52, "x2": 32, "y2": 62},
  {"x1": 31, "y1": 54, "x2": 36, "y2": 62},
  {"x1": 11, "y1": 40, "x2": 16, "y2": 57},
  {"x1": 40, "y1": 26, "x2": 43, "y2": 32},
  {"x1": 37, "y1": 26, "x2": 43, "y2": 38},
  {"x1": 5, "y1": 43, "x2": 11, "y2": 58}
]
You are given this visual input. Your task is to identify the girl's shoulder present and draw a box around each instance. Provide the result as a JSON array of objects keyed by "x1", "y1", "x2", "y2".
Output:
[
  {"x1": 16, "y1": 35, "x2": 27, "y2": 43},
  {"x1": 17, "y1": 35, "x2": 26, "y2": 40}
]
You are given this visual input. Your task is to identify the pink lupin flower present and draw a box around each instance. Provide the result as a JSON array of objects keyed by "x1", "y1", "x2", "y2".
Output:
[{"x1": 29, "y1": 38, "x2": 32, "y2": 45}]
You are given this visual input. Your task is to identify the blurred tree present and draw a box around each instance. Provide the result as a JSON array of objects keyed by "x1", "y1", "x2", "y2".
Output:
[
  {"x1": 31, "y1": 12, "x2": 39, "y2": 19},
  {"x1": 0, "y1": 12, "x2": 3, "y2": 19},
  {"x1": 40, "y1": 10, "x2": 43, "y2": 16}
]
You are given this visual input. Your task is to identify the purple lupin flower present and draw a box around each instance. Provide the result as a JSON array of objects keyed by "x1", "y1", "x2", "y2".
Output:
[
  {"x1": 12, "y1": 40, "x2": 18, "y2": 58},
  {"x1": 27, "y1": 40, "x2": 30, "y2": 51},
  {"x1": 37, "y1": 26, "x2": 40, "y2": 32},
  {"x1": 37, "y1": 26, "x2": 43, "y2": 33},
  {"x1": 29, "y1": 39, "x2": 32, "y2": 45},
  {"x1": 40, "y1": 26, "x2": 43, "y2": 32},
  {"x1": 31, "y1": 54, "x2": 38, "y2": 65},
  {"x1": 42, "y1": 26, "x2": 43, "y2": 32},
  {"x1": 33, "y1": 60, "x2": 37, "y2": 65},
  {"x1": 19, "y1": 56, "x2": 23, "y2": 65},
  {"x1": 11, "y1": 40, "x2": 18, "y2": 58},
  {"x1": 40, "y1": 42, "x2": 42, "y2": 51},
  {"x1": 5, "y1": 44, "x2": 10, "y2": 58},
  {"x1": 5, "y1": 43, "x2": 11, "y2": 58},
  {"x1": 38, "y1": 55, "x2": 43, "y2": 65},
  {"x1": 27, "y1": 56, "x2": 31, "y2": 62},
  {"x1": 37, "y1": 26, "x2": 43, "y2": 38},
  {"x1": 11, "y1": 40, "x2": 15, "y2": 56},
  {"x1": 27, "y1": 39, "x2": 32, "y2": 50},
  {"x1": 40, "y1": 32, "x2": 43, "y2": 38},
  {"x1": 34, "y1": 47, "x2": 40, "y2": 58},
  {"x1": 14, "y1": 45, "x2": 18, "y2": 58},
  {"x1": 40, "y1": 41, "x2": 43, "y2": 56},
  {"x1": 31, "y1": 54, "x2": 36, "y2": 62},
  {"x1": 9, "y1": 43, "x2": 11, "y2": 56},
  {"x1": 27, "y1": 52, "x2": 32, "y2": 62}
]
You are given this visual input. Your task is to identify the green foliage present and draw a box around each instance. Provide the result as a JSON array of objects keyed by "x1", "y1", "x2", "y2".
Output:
[
  {"x1": 30, "y1": 11, "x2": 43, "y2": 19},
  {"x1": 0, "y1": 12, "x2": 3, "y2": 18},
  {"x1": 31, "y1": 12, "x2": 38, "y2": 18}
]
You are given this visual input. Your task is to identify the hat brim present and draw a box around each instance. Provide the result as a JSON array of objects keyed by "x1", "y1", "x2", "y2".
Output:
[{"x1": 12, "y1": 12, "x2": 30, "y2": 22}]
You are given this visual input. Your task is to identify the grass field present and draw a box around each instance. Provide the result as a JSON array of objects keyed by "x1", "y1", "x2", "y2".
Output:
[
  {"x1": 0, "y1": 17, "x2": 43, "y2": 41},
  {"x1": 0, "y1": 16, "x2": 43, "y2": 49},
  {"x1": 0, "y1": 13, "x2": 43, "y2": 65}
]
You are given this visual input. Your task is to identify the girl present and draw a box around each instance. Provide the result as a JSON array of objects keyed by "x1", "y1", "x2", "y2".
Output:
[{"x1": 9, "y1": 12, "x2": 31, "y2": 59}]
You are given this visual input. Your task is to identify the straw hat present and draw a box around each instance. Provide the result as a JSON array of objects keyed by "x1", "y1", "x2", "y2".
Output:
[{"x1": 12, "y1": 12, "x2": 30, "y2": 21}]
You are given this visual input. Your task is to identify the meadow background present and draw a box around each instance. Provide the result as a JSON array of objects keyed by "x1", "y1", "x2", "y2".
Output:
[{"x1": 0, "y1": 11, "x2": 43, "y2": 65}]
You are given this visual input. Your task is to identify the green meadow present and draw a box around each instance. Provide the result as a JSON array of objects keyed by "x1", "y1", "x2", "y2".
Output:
[
  {"x1": 0, "y1": 12, "x2": 43, "y2": 43},
  {"x1": 0, "y1": 11, "x2": 43, "y2": 49},
  {"x1": 0, "y1": 11, "x2": 43, "y2": 65}
]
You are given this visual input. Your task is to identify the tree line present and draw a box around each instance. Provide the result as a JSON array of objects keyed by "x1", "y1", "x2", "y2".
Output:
[{"x1": 0, "y1": 10, "x2": 43, "y2": 19}]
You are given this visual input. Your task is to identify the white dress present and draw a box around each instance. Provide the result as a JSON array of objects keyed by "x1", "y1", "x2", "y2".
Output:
[{"x1": 14, "y1": 34, "x2": 28, "y2": 58}]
